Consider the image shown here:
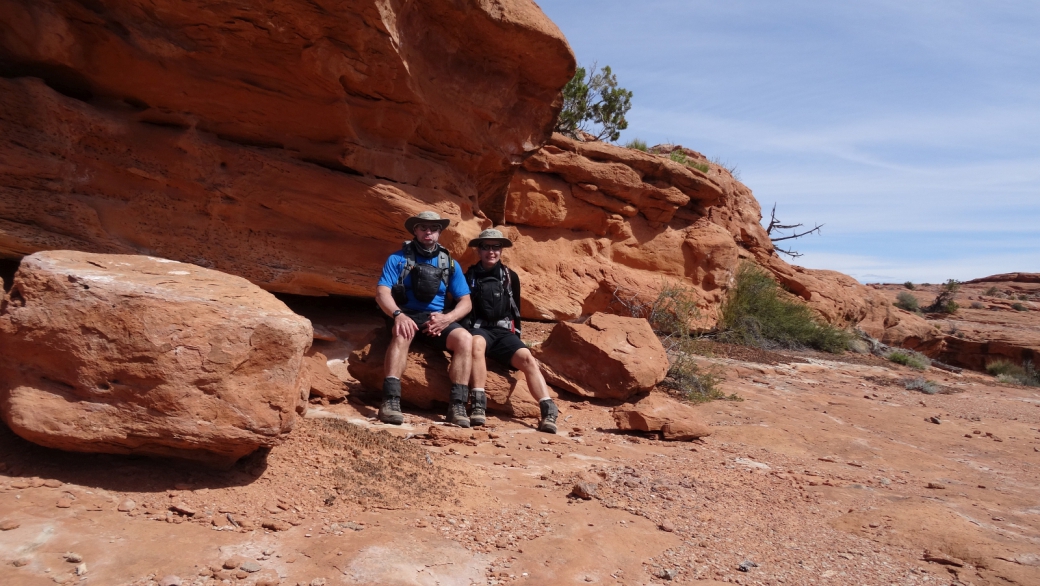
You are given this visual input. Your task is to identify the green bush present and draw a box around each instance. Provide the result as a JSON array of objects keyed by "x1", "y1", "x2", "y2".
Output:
[
  {"x1": 709, "y1": 156, "x2": 740, "y2": 180},
  {"x1": 894, "y1": 291, "x2": 921, "y2": 312},
  {"x1": 925, "y1": 279, "x2": 960, "y2": 314},
  {"x1": 690, "y1": 161, "x2": 710, "y2": 173},
  {"x1": 970, "y1": 301, "x2": 984, "y2": 309},
  {"x1": 1012, "y1": 302, "x2": 1027, "y2": 311},
  {"x1": 669, "y1": 150, "x2": 689, "y2": 165},
  {"x1": 904, "y1": 281, "x2": 916, "y2": 290},
  {"x1": 984, "y1": 286, "x2": 1000, "y2": 296},
  {"x1": 718, "y1": 263, "x2": 852, "y2": 353},
  {"x1": 1018, "y1": 294, "x2": 1028, "y2": 301},
  {"x1": 556, "y1": 65, "x2": 632, "y2": 142},
  {"x1": 626, "y1": 138, "x2": 648, "y2": 152},
  {"x1": 888, "y1": 350, "x2": 930, "y2": 370},
  {"x1": 986, "y1": 360, "x2": 1039, "y2": 387},
  {"x1": 904, "y1": 377, "x2": 939, "y2": 395}
]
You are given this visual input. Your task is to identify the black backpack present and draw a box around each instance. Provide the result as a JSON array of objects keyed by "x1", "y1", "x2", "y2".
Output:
[
  {"x1": 391, "y1": 241, "x2": 454, "y2": 305},
  {"x1": 467, "y1": 264, "x2": 520, "y2": 330}
]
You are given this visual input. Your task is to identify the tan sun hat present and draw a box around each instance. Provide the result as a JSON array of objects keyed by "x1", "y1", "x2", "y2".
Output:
[
  {"x1": 468, "y1": 228, "x2": 514, "y2": 248},
  {"x1": 404, "y1": 210, "x2": 451, "y2": 233}
]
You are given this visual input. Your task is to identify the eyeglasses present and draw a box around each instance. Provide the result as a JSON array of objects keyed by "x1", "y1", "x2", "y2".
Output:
[
  {"x1": 479, "y1": 244, "x2": 502, "y2": 252},
  {"x1": 414, "y1": 224, "x2": 442, "y2": 233}
]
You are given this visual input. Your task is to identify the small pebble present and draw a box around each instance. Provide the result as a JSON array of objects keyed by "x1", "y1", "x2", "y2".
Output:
[
  {"x1": 158, "y1": 576, "x2": 182, "y2": 586},
  {"x1": 0, "y1": 519, "x2": 21, "y2": 531},
  {"x1": 658, "y1": 520, "x2": 675, "y2": 532},
  {"x1": 117, "y1": 499, "x2": 137, "y2": 512},
  {"x1": 927, "y1": 482, "x2": 946, "y2": 490},
  {"x1": 241, "y1": 561, "x2": 262, "y2": 573},
  {"x1": 223, "y1": 557, "x2": 244, "y2": 570},
  {"x1": 13, "y1": 557, "x2": 30, "y2": 567},
  {"x1": 75, "y1": 563, "x2": 88, "y2": 576},
  {"x1": 63, "y1": 553, "x2": 83, "y2": 563},
  {"x1": 55, "y1": 497, "x2": 73, "y2": 508}
]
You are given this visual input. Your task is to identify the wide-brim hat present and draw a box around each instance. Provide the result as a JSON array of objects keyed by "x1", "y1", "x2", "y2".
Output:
[
  {"x1": 468, "y1": 228, "x2": 514, "y2": 248},
  {"x1": 404, "y1": 211, "x2": 451, "y2": 233}
]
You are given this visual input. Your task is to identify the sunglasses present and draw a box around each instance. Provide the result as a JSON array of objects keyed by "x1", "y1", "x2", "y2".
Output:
[
  {"x1": 479, "y1": 244, "x2": 502, "y2": 252},
  {"x1": 414, "y1": 224, "x2": 442, "y2": 233}
]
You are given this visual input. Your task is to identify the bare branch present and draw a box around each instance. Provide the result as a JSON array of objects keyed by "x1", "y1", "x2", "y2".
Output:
[
  {"x1": 766, "y1": 203, "x2": 823, "y2": 258},
  {"x1": 770, "y1": 223, "x2": 823, "y2": 243}
]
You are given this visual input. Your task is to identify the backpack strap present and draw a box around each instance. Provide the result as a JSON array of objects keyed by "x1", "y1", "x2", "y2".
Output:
[
  {"x1": 397, "y1": 241, "x2": 416, "y2": 287},
  {"x1": 502, "y1": 265, "x2": 521, "y2": 333}
]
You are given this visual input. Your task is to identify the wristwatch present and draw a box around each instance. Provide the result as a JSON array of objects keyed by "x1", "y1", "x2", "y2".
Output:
[{"x1": 391, "y1": 309, "x2": 402, "y2": 318}]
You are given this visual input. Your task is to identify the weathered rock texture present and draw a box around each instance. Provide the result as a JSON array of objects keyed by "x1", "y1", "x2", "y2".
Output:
[
  {"x1": 303, "y1": 350, "x2": 349, "y2": 403},
  {"x1": 0, "y1": 0, "x2": 574, "y2": 295},
  {"x1": 348, "y1": 328, "x2": 551, "y2": 418},
  {"x1": 612, "y1": 392, "x2": 712, "y2": 441},
  {"x1": 0, "y1": 251, "x2": 313, "y2": 465},
  {"x1": 535, "y1": 313, "x2": 669, "y2": 400},
  {"x1": 500, "y1": 135, "x2": 938, "y2": 350}
]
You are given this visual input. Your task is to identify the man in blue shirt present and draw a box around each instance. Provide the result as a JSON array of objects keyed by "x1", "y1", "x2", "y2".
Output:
[{"x1": 375, "y1": 211, "x2": 474, "y2": 427}]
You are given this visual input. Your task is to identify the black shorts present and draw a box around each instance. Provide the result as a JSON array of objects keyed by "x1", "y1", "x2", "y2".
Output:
[
  {"x1": 471, "y1": 326, "x2": 528, "y2": 367},
  {"x1": 388, "y1": 309, "x2": 464, "y2": 353}
]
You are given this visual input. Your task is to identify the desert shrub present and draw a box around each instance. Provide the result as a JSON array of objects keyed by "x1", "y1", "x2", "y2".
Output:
[
  {"x1": 710, "y1": 156, "x2": 740, "y2": 180},
  {"x1": 894, "y1": 291, "x2": 921, "y2": 312},
  {"x1": 613, "y1": 282, "x2": 732, "y2": 402},
  {"x1": 719, "y1": 263, "x2": 852, "y2": 353},
  {"x1": 556, "y1": 65, "x2": 632, "y2": 142},
  {"x1": 986, "y1": 360, "x2": 1039, "y2": 386},
  {"x1": 970, "y1": 301, "x2": 984, "y2": 309},
  {"x1": 888, "y1": 350, "x2": 930, "y2": 370},
  {"x1": 904, "y1": 281, "x2": 916, "y2": 290},
  {"x1": 984, "y1": 286, "x2": 1000, "y2": 296},
  {"x1": 904, "y1": 377, "x2": 939, "y2": 395},
  {"x1": 1018, "y1": 294, "x2": 1028, "y2": 301},
  {"x1": 1012, "y1": 302, "x2": 1027, "y2": 311},
  {"x1": 625, "y1": 138, "x2": 648, "y2": 152},
  {"x1": 690, "y1": 161, "x2": 710, "y2": 173},
  {"x1": 669, "y1": 150, "x2": 689, "y2": 165},
  {"x1": 924, "y1": 279, "x2": 960, "y2": 314}
]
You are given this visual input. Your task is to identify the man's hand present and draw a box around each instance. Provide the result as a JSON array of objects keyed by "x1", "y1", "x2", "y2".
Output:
[
  {"x1": 393, "y1": 313, "x2": 419, "y2": 340},
  {"x1": 423, "y1": 312, "x2": 453, "y2": 336}
]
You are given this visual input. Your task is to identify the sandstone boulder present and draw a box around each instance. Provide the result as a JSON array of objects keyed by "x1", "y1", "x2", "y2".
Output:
[
  {"x1": 535, "y1": 313, "x2": 668, "y2": 400},
  {"x1": 347, "y1": 328, "x2": 552, "y2": 418},
  {"x1": 611, "y1": 393, "x2": 712, "y2": 441},
  {"x1": 0, "y1": 251, "x2": 313, "y2": 466},
  {"x1": 303, "y1": 350, "x2": 349, "y2": 403}
]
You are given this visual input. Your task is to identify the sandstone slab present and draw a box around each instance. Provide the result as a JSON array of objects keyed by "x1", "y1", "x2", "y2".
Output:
[
  {"x1": 0, "y1": 251, "x2": 313, "y2": 466},
  {"x1": 347, "y1": 328, "x2": 551, "y2": 418},
  {"x1": 535, "y1": 313, "x2": 668, "y2": 400},
  {"x1": 611, "y1": 393, "x2": 712, "y2": 440},
  {"x1": 302, "y1": 350, "x2": 348, "y2": 403}
]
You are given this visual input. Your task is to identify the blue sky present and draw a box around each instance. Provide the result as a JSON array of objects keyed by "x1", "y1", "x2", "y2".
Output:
[{"x1": 536, "y1": 0, "x2": 1040, "y2": 283}]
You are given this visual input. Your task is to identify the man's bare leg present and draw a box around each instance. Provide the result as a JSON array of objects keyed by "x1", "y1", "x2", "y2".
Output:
[
  {"x1": 379, "y1": 332, "x2": 414, "y2": 425},
  {"x1": 444, "y1": 328, "x2": 474, "y2": 427},
  {"x1": 468, "y1": 334, "x2": 488, "y2": 427}
]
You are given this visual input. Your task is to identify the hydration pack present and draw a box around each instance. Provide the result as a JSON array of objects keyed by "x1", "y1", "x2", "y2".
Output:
[
  {"x1": 391, "y1": 241, "x2": 454, "y2": 305},
  {"x1": 467, "y1": 264, "x2": 520, "y2": 331}
]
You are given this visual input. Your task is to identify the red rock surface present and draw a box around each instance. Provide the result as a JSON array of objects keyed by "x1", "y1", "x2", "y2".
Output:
[
  {"x1": 0, "y1": 0, "x2": 574, "y2": 296},
  {"x1": 611, "y1": 392, "x2": 712, "y2": 440},
  {"x1": 535, "y1": 313, "x2": 669, "y2": 400},
  {"x1": 0, "y1": 251, "x2": 312, "y2": 466}
]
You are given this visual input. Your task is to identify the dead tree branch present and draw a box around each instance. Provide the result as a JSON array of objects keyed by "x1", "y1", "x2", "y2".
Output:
[{"x1": 766, "y1": 203, "x2": 823, "y2": 258}]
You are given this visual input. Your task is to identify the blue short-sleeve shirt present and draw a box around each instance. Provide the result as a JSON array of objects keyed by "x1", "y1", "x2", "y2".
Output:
[{"x1": 377, "y1": 248, "x2": 470, "y2": 312}]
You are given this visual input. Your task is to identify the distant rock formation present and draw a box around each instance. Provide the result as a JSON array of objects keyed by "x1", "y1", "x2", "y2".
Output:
[{"x1": 0, "y1": 251, "x2": 312, "y2": 466}]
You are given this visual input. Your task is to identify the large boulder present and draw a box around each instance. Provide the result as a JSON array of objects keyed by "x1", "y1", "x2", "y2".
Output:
[
  {"x1": 611, "y1": 393, "x2": 712, "y2": 441},
  {"x1": 348, "y1": 328, "x2": 551, "y2": 418},
  {"x1": 535, "y1": 313, "x2": 669, "y2": 400},
  {"x1": 0, "y1": 251, "x2": 313, "y2": 466}
]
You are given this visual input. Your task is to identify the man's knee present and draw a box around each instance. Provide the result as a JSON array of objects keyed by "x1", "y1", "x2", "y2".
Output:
[
  {"x1": 472, "y1": 335, "x2": 487, "y2": 353},
  {"x1": 447, "y1": 328, "x2": 472, "y2": 353},
  {"x1": 514, "y1": 348, "x2": 538, "y2": 371}
]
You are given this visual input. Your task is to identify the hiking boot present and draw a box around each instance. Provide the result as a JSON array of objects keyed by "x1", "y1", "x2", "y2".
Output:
[
  {"x1": 469, "y1": 389, "x2": 487, "y2": 427},
  {"x1": 378, "y1": 377, "x2": 404, "y2": 425},
  {"x1": 538, "y1": 399, "x2": 558, "y2": 434},
  {"x1": 447, "y1": 401, "x2": 471, "y2": 428}
]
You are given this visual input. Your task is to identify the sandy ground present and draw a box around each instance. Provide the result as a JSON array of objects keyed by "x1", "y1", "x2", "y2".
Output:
[{"x1": 2, "y1": 305, "x2": 1039, "y2": 586}]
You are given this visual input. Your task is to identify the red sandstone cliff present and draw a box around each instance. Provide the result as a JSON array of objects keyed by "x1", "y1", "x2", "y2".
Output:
[{"x1": 0, "y1": 0, "x2": 936, "y2": 347}]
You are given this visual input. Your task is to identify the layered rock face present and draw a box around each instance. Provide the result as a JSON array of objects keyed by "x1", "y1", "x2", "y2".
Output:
[
  {"x1": 0, "y1": 0, "x2": 574, "y2": 295},
  {"x1": 0, "y1": 251, "x2": 313, "y2": 465},
  {"x1": 500, "y1": 135, "x2": 938, "y2": 347}
]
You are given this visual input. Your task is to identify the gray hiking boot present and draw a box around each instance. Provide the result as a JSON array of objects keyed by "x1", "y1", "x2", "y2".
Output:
[
  {"x1": 378, "y1": 395, "x2": 404, "y2": 425},
  {"x1": 447, "y1": 401, "x2": 471, "y2": 428},
  {"x1": 538, "y1": 399, "x2": 558, "y2": 434},
  {"x1": 469, "y1": 389, "x2": 487, "y2": 427},
  {"x1": 378, "y1": 377, "x2": 404, "y2": 425}
]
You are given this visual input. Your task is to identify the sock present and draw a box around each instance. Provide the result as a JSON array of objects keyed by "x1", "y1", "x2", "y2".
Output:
[
  {"x1": 471, "y1": 387, "x2": 485, "y2": 394},
  {"x1": 382, "y1": 377, "x2": 402, "y2": 398},
  {"x1": 450, "y1": 383, "x2": 469, "y2": 404},
  {"x1": 539, "y1": 397, "x2": 553, "y2": 403}
]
